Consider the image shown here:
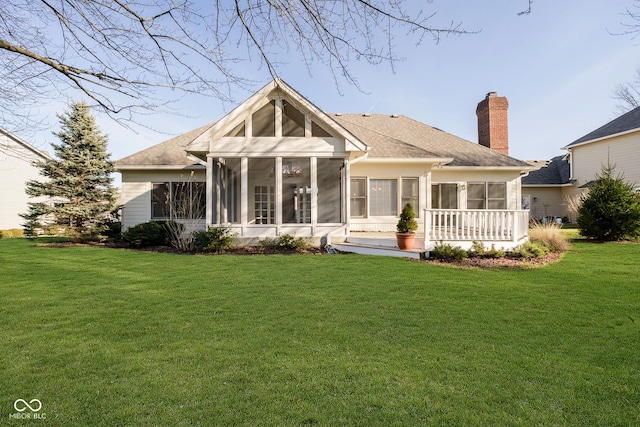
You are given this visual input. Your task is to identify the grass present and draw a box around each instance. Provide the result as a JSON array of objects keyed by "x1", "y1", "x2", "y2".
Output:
[{"x1": 1, "y1": 238, "x2": 639, "y2": 426}]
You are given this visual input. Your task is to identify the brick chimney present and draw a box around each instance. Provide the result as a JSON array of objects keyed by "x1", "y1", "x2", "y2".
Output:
[{"x1": 476, "y1": 92, "x2": 509, "y2": 156}]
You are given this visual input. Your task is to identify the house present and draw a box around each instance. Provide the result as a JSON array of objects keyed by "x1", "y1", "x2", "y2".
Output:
[
  {"x1": 522, "y1": 105, "x2": 640, "y2": 222},
  {"x1": 0, "y1": 128, "x2": 51, "y2": 230},
  {"x1": 116, "y1": 79, "x2": 534, "y2": 251}
]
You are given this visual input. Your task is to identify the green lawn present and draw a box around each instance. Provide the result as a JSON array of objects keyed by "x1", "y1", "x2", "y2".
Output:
[{"x1": 1, "y1": 238, "x2": 639, "y2": 426}]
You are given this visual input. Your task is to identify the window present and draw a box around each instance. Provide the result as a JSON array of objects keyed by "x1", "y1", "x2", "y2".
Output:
[
  {"x1": 466, "y1": 182, "x2": 507, "y2": 210},
  {"x1": 152, "y1": 183, "x2": 170, "y2": 219},
  {"x1": 282, "y1": 101, "x2": 305, "y2": 137},
  {"x1": 350, "y1": 178, "x2": 367, "y2": 217},
  {"x1": 467, "y1": 183, "x2": 486, "y2": 209},
  {"x1": 432, "y1": 183, "x2": 458, "y2": 209},
  {"x1": 370, "y1": 179, "x2": 397, "y2": 216},
  {"x1": 254, "y1": 185, "x2": 275, "y2": 224},
  {"x1": 252, "y1": 100, "x2": 276, "y2": 137},
  {"x1": 224, "y1": 121, "x2": 245, "y2": 137},
  {"x1": 151, "y1": 182, "x2": 205, "y2": 219},
  {"x1": 488, "y1": 183, "x2": 507, "y2": 209},
  {"x1": 401, "y1": 178, "x2": 419, "y2": 210},
  {"x1": 312, "y1": 121, "x2": 332, "y2": 137}
]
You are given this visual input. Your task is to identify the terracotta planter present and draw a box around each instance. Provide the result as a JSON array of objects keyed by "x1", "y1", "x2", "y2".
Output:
[{"x1": 396, "y1": 232, "x2": 416, "y2": 250}]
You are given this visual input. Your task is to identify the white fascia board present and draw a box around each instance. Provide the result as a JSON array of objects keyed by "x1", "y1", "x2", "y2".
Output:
[
  {"x1": 562, "y1": 127, "x2": 640, "y2": 150},
  {"x1": 442, "y1": 165, "x2": 537, "y2": 172},
  {"x1": 115, "y1": 165, "x2": 206, "y2": 171},
  {"x1": 0, "y1": 127, "x2": 51, "y2": 160},
  {"x1": 522, "y1": 183, "x2": 575, "y2": 188},
  {"x1": 360, "y1": 157, "x2": 454, "y2": 165},
  {"x1": 272, "y1": 78, "x2": 368, "y2": 152}
]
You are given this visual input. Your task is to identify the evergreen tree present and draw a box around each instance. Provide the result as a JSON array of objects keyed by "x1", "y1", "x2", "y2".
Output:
[
  {"x1": 577, "y1": 163, "x2": 640, "y2": 241},
  {"x1": 22, "y1": 102, "x2": 117, "y2": 239}
]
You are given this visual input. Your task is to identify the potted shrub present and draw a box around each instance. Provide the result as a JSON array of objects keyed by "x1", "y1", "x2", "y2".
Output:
[{"x1": 396, "y1": 203, "x2": 419, "y2": 250}]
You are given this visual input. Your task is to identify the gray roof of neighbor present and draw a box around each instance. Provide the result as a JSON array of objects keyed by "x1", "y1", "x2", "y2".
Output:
[
  {"x1": 521, "y1": 155, "x2": 571, "y2": 185},
  {"x1": 567, "y1": 105, "x2": 640, "y2": 147},
  {"x1": 117, "y1": 114, "x2": 530, "y2": 168}
]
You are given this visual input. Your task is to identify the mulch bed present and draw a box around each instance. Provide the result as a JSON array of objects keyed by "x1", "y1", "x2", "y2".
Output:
[
  {"x1": 37, "y1": 241, "x2": 564, "y2": 268},
  {"x1": 426, "y1": 251, "x2": 564, "y2": 270}
]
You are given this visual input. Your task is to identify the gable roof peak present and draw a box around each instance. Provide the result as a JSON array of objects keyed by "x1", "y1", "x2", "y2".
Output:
[{"x1": 566, "y1": 105, "x2": 640, "y2": 148}]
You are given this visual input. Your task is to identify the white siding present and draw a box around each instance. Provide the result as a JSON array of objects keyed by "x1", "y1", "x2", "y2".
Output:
[
  {"x1": 0, "y1": 133, "x2": 48, "y2": 229},
  {"x1": 120, "y1": 169, "x2": 206, "y2": 230},
  {"x1": 121, "y1": 182, "x2": 150, "y2": 230},
  {"x1": 571, "y1": 131, "x2": 640, "y2": 187}
]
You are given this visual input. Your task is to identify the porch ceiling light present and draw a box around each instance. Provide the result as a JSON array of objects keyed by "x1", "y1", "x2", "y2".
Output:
[{"x1": 283, "y1": 161, "x2": 302, "y2": 177}]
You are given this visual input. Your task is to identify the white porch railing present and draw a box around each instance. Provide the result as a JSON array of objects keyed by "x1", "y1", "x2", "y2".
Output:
[{"x1": 424, "y1": 209, "x2": 529, "y2": 247}]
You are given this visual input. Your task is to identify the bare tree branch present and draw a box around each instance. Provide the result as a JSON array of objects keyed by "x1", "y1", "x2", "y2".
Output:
[
  {"x1": 613, "y1": 68, "x2": 640, "y2": 114},
  {"x1": 0, "y1": 0, "x2": 490, "y2": 142}
]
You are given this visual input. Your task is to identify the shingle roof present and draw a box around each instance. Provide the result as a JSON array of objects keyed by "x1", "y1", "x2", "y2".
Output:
[
  {"x1": 521, "y1": 155, "x2": 571, "y2": 185},
  {"x1": 117, "y1": 114, "x2": 530, "y2": 169},
  {"x1": 332, "y1": 114, "x2": 529, "y2": 167},
  {"x1": 117, "y1": 122, "x2": 216, "y2": 167},
  {"x1": 567, "y1": 105, "x2": 640, "y2": 147}
]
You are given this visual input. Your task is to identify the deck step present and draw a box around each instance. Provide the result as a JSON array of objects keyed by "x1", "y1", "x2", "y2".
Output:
[{"x1": 332, "y1": 242, "x2": 426, "y2": 259}]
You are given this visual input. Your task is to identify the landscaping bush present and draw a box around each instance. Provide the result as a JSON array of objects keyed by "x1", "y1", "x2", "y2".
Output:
[
  {"x1": 508, "y1": 241, "x2": 551, "y2": 259},
  {"x1": 467, "y1": 241, "x2": 506, "y2": 259},
  {"x1": 429, "y1": 242, "x2": 468, "y2": 261},
  {"x1": 0, "y1": 229, "x2": 25, "y2": 238},
  {"x1": 259, "y1": 234, "x2": 309, "y2": 252},
  {"x1": 529, "y1": 222, "x2": 571, "y2": 252},
  {"x1": 577, "y1": 164, "x2": 640, "y2": 241},
  {"x1": 121, "y1": 221, "x2": 180, "y2": 248},
  {"x1": 194, "y1": 225, "x2": 237, "y2": 253}
]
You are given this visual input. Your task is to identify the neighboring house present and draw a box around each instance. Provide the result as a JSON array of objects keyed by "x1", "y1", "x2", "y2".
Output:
[
  {"x1": 0, "y1": 128, "x2": 51, "y2": 229},
  {"x1": 116, "y1": 79, "x2": 534, "y2": 250},
  {"x1": 523, "y1": 105, "x2": 640, "y2": 222}
]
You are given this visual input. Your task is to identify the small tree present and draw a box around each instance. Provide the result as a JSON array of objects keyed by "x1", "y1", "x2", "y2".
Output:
[
  {"x1": 397, "y1": 203, "x2": 419, "y2": 234},
  {"x1": 22, "y1": 102, "x2": 117, "y2": 240},
  {"x1": 577, "y1": 164, "x2": 640, "y2": 241}
]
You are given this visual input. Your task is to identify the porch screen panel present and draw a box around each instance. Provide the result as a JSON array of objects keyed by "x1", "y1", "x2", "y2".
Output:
[
  {"x1": 151, "y1": 183, "x2": 170, "y2": 219},
  {"x1": 249, "y1": 158, "x2": 275, "y2": 224},
  {"x1": 318, "y1": 158, "x2": 343, "y2": 223},
  {"x1": 370, "y1": 179, "x2": 397, "y2": 216},
  {"x1": 350, "y1": 178, "x2": 366, "y2": 218},
  {"x1": 401, "y1": 178, "x2": 419, "y2": 210},
  {"x1": 488, "y1": 182, "x2": 507, "y2": 209},
  {"x1": 252, "y1": 100, "x2": 276, "y2": 137},
  {"x1": 217, "y1": 158, "x2": 241, "y2": 223},
  {"x1": 282, "y1": 158, "x2": 310, "y2": 223},
  {"x1": 467, "y1": 182, "x2": 486, "y2": 209},
  {"x1": 282, "y1": 101, "x2": 305, "y2": 137}
]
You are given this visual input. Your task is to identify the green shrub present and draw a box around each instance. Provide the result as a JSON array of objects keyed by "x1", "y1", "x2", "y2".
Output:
[
  {"x1": 429, "y1": 242, "x2": 468, "y2": 261},
  {"x1": 397, "y1": 203, "x2": 419, "y2": 233},
  {"x1": 509, "y1": 241, "x2": 550, "y2": 259},
  {"x1": 577, "y1": 164, "x2": 640, "y2": 241},
  {"x1": 194, "y1": 225, "x2": 237, "y2": 253},
  {"x1": 259, "y1": 234, "x2": 309, "y2": 252},
  {"x1": 467, "y1": 241, "x2": 506, "y2": 259},
  {"x1": 121, "y1": 221, "x2": 180, "y2": 248}
]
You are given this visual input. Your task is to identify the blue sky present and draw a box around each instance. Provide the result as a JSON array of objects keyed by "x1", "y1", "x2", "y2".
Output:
[{"x1": 31, "y1": 0, "x2": 640, "y2": 174}]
